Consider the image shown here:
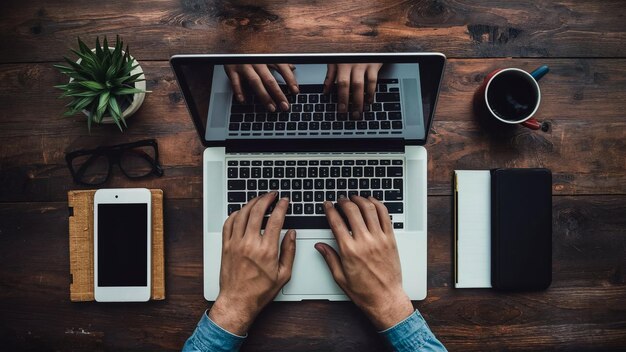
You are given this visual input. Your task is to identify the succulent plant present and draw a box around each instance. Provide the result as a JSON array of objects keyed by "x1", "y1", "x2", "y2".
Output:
[{"x1": 54, "y1": 36, "x2": 145, "y2": 131}]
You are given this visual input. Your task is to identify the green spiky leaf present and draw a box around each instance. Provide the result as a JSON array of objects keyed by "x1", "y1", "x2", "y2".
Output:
[{"x1": 55, "y1": 35, "x2": 147, "y2": 131}]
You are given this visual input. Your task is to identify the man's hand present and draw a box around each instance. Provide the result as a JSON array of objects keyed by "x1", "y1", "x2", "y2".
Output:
[
  {"x1": 316, "y1": 195, "x2": 414, "y2": 330},
  {"x1": 224, "y1": 64, "x2": 299, "y2": 112},
  {"x1": 209, "y1": 192, "x2": 296, "y2": 335},
  {"x1": 323, "y1": 63, "x2": 383, "y2": 119}
]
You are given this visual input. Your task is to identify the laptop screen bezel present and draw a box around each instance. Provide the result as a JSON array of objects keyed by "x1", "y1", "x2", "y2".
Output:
[{"x1": 170, "y1": 53, "x2": 446, "y2": 149}]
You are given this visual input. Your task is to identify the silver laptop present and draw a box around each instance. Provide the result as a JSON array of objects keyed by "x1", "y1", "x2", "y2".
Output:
[{"x1": 170, "y1": 53, "x2": 446, "y2": 301}]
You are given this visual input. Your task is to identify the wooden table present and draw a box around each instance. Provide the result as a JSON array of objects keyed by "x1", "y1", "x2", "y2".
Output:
[{"x1": 1, "y1": 1, "x2": 625, "y2": 351}]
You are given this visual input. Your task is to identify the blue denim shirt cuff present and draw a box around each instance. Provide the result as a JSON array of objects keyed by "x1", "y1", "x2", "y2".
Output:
[
  {"x1": 378, "y1": 310, "x2": 447, "y2": 351},
  {"x1": 183, "y1": 310, "x2": 246, "y2": 352}
]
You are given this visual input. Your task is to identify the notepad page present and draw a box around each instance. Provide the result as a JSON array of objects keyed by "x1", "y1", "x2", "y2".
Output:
[{"x1": 455, "y1": 170, "x2": 492, "y2": 288}]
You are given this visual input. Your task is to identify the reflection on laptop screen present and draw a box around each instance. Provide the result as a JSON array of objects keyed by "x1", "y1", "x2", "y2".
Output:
[{"x1": 171, "y1": 55, "x2": 445, "y2": 146}]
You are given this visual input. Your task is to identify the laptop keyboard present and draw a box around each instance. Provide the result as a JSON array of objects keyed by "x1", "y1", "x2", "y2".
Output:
[
  {"x1": 228, "y1": 79, "x2": 403, "y2": 137},
  {"x1": 226, "y1": 157, "x2": 405, "y2": 229}
]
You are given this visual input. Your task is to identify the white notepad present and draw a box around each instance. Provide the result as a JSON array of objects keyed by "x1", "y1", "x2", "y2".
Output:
[{"x1": 454, "y1": 170, "x2": 492, "y2": 288}]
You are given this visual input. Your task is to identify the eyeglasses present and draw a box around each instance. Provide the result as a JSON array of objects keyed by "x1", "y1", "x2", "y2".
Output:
[{"x1": 66, "y1": 139, "x2": 164, "y2": 185}]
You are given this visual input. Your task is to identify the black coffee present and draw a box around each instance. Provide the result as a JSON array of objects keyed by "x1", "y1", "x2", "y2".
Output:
[{"x1": 487, "y1": 71, "x2": 538, "y2": 121}]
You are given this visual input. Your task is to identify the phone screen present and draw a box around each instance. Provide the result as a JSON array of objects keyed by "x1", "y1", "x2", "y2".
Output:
[{"x1": 97, "y1": 203, "x2": 148, "y2": 287}]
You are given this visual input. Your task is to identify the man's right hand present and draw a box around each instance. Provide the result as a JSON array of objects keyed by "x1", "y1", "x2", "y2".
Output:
[{"x1": 316, "y1": 195, "x2": 414, "y2": 330}]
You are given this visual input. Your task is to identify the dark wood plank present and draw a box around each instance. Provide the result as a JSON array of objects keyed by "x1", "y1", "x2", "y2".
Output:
[
  {"x1": 0, "y1": 196, "x2": 624, "y2": 351},
  {"x1": 1, "y1": 0, "x2": 626, "y2": 63},
  {"x1": 1, "y1": 59, "x2": 624, "y2": 201}
]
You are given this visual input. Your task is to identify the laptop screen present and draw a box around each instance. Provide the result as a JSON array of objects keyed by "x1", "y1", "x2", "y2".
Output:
[{"x1": 171, "y1": 54, "x2": 445, "y2": 149}]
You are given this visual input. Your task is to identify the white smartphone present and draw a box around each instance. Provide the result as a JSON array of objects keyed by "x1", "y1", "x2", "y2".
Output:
[{"x1": 94, "y1": 188, "x2": 151, "y2": 302}]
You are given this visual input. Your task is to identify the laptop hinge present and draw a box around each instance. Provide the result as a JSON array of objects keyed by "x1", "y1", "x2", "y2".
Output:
[{"x1": 225, "y1": 138, "x2": 404, "y2": 153}]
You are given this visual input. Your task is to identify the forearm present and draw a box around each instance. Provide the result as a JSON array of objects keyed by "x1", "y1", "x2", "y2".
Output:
[
  {"x1": 379, "y1": 310, "x2": 447, "y2": 352},
  {"x1": 182, "y1": 310, "x2": 246, "y2": 352}
]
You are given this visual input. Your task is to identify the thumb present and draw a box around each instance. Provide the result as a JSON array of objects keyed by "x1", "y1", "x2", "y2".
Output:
[
  {"x1": 315, "y1": 243, "x2": 346, "y2": 287},
  {"x1": 278, "y1": 230, "x2": 297, "y2": 283}
]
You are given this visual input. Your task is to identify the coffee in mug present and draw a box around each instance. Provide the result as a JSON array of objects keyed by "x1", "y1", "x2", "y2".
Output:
[{"x1": 476, "y1": 65, "x2": 549, "y2": 130}]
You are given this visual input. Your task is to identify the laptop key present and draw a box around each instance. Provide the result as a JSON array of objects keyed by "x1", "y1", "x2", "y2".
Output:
[
  {"x1": 304, "y1": 204, "x2": 315, "y2": 214},
  {"x1": 384, "y1": 202, "x2": 403, "y2": 214},
  {"x1": 383, "y1": 103, "x2": 401, "y2": 111},
  {"x1": 247, "y1": 180, "x2": 257, "y2": 190},
  {"x1": 315, "y1": 203, "x2": 324, "y2": 214},
  {"x1": 269, "y1": 179, "x2": 280, "y2": 190},
  {"x1": 293, "y1": 204, "x2": 303, "y2": 214},
  {"x1": 228, "y1": 123, "x2": 240, "y2": 131},
  {"x1": 228, "y1": 180, "x2": 245, "y2": 190},
  {"x1": 227, "y1": 204, "x2": 241, "y2": 215},
  {"x1": 231, "y1": 105, "x2": 254, "y2": 113},
  {"x1": 227, "y1": 167, "x2": 238, "y2": 178},
  {"x1": 228, "y1": 192, "x2": 246, "y2": 202},
  {"x1": 373, "y1": 190, "x2": 383, "y2": 200},
  {"x1": 385, "y1": 191, "x2": 403, "y2": 201},
  {"x1": 376, "y1": 93, "x2": 400, "y2": 102},
  {"x1": 387, "y1": 167, "x2": 403, "y2": 177}
]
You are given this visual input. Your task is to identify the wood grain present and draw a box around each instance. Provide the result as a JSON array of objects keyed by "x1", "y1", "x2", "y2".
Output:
[
  {"x1": 1, "y1": 0, "x2": 626, "y2": 63},
  {"x1": 1, "y1": 0, "x2": 625, "y2": 350},
  {"x1": 1, "y1": 59, "x2": 624, "y2": 201},
  {"x1": 0, "y1": 196, "x2": 624, "y2": 351}
]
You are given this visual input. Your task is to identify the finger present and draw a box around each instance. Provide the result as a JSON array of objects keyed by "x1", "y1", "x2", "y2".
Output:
[
  {"x1": 288, "y1": 64, "x2": 296, "y2": 71},
  {"x1": 244, "y1": 191, "x2": 278, "y2": 237},
  {"x1": 278, "y1": 229, "x2": 297, "y2": 284},
  {"x1": 253, "y1": 64, "x2": 289, "y2": 112},
  {"x1": 225, "y1": 67, "x2": 245, "y2": 103},
  {"x1": 336, "y1": 64, "x2": 351, "y2": 113},
  {"x1": 323, "y1": 64, "x2": 337, "y2": 95},
  {"x1": 365, "y1": 67, "x2": 378, "y2": 105},
  {"x1": 337, "y1": 196, "x2": 369, "y2": 237},
  {"x1": 232, "y1": 196, "x2": 261, "y2": 239},
  {"x1": 275, "y1": 64, "x2": 299, "y2": 95},
  {"x1": 323, "y1": 200, "x2": 352, "y2": 246},
  {"x1": 222, "y1": 210, "x2": 238, "y2": 247},
  {"x1": 242, "y1": 65, "x2": 276, "y2": 112},
  {"x1": 350, "y1": 195, "x2": 383, "y2": 235},
  {"x1": 369, "y1": 196, "x2": 393, "y2": 235},
  {"x1": 263, "y1": 196, "x2": 289, "y2": 246},
  {"x1": 314, "y1": 243, "x2": 347, "y2": 288},
  {"x1": 350, "y1": 66, "x2": 366, "y2": 119}
]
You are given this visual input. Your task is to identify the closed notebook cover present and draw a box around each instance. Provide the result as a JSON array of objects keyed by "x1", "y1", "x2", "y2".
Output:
[
  {"x1": 68, "y1": 189, "x2": 165, "y2": 301},
  {"x1": 491, "y1": 169, "x2": 552, "y2": 290}
]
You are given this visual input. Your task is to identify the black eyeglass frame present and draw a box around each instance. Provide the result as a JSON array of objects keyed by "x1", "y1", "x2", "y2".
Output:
[{"x1": 66, "y1": 139, "x2": 164, "y2": 186}]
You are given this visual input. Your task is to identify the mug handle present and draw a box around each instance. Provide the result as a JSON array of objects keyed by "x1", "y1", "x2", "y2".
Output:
[
  {"x1": 531, "y1": 65, "x2": 549, "y2": 81},
  {"x1": 521, "y1": 118, "x2": 542, "y2": 130}
]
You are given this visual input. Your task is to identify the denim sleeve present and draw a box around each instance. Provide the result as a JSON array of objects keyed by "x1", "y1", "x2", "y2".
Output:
[
  {"x1": 182, "y1": 310, "x2": 246, "y2": 352},
  {"x1": 379, "y1": 310, "x2": 447, "y2": 352}
]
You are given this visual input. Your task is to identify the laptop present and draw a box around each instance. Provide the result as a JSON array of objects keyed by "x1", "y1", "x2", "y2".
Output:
[{"x1": 170, "y1": 53, "x2": 446, "y2": 301}]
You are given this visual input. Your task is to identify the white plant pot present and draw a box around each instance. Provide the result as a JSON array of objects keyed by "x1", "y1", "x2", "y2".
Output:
[{"x1": 69, "y1": 48, "x2": 146, "y2": 124}]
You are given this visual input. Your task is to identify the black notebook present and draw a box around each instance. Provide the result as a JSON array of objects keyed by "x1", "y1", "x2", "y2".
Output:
[{"x1": 491, "y1": 168, "x2": 552, "y2": 290}]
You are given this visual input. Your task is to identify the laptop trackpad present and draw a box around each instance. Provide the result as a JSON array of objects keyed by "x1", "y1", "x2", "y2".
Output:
[{"x1": 282, "y1": 239, "x2": 344, "y2": 295}]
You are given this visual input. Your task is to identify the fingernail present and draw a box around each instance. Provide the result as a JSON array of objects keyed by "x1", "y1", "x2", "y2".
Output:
[
  {"x1": 236, "y1": 94, "x2": 244, "y2": 102},
  {"x1": 270, "y1": 191, "x2": 278, "y2": 196},
  {"x1": 289, "y1": 230, "x2": 296, "y2": 240},
  {"x1": 338, "y1": 103, "x2": 346, "y2": 112},
  {"x1": 268, "y1": 103, "x2": 276, "y2": 112},
  {"x1": 315, "y1": 244, "x2": 326, "y2": 255},
  {"x1": 281, "y1": 101, "x2": 289, "y2": 111},
  {"x1": 352, "y1": 111, "x2": 360, "y2": 119},
  {"x1": 323, "y1": 201, "x2": 331, "y2": 209},
  {"x1": 281, "y1": 196, "x2": 290, "y2": 202},
  {"x1": 291, "y1": 85, "x2": 299, "y2": 94},
  {"x1": 338, "y1": 194, "x2": 346, "y2": 200}
]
